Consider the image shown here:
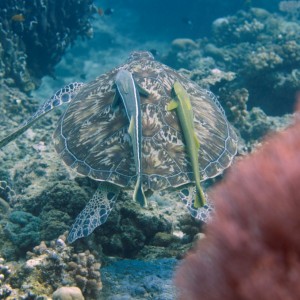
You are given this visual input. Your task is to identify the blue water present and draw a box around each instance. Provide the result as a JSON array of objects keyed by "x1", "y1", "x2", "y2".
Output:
[{"x1": 94, "y1": 0, "x2": 281, "y2": 40}]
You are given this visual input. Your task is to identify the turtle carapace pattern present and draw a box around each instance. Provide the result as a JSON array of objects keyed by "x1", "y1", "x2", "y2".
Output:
[{"x1": 53, "y1": 51, "x2": 237, "y2": 191}]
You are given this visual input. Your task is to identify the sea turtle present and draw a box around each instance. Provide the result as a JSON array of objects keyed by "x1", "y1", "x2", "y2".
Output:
[{"x1": 0, "y1": 51, "x2": 238, "y2": 243}]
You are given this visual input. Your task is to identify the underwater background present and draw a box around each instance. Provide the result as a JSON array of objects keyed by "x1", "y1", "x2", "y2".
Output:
[{"x1": 0, "y1": 0, "x2": 299, "y2": 299}]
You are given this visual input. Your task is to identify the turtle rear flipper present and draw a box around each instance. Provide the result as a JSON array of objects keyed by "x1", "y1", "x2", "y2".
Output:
[
  {"x1": 67, "y1": 182, "x2": 120, "y2": 243},
  {"x1": 179, "y1": 186, "x2": 214, "y2": 222},
  {"x1": 0, "y1": 82, "x2": 84, "y2": 149}
]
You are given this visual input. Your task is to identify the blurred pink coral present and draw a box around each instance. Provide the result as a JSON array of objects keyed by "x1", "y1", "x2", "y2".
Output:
[{"x1": 175, "y1": 114, "x2": 300, "y2": 300}]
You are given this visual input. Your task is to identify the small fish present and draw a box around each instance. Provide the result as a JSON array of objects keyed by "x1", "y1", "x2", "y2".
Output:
[
  {"x1": 114, "y1": 69, "x2": 147, "y2": 207},
  {"x1": 167, "y1": 81, "x2": 207, "y2": 208},
  {"x1": 11, "y1": 14, "x2": 25, "y2": 22}
]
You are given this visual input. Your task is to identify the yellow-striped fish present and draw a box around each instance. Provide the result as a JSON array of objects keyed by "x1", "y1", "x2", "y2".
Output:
[{"x1": 167, "y1": 81, "x2": 206, "y2": 208}]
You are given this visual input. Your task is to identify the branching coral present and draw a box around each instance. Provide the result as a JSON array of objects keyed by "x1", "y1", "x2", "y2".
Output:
[{"x1": 175, "y1": 111, "x2": 300, "y2": 300}]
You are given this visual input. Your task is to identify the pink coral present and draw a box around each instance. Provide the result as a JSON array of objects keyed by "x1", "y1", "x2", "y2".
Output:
[{"x1": 175, "y1": 114, "x2": 300, "y2": 300}]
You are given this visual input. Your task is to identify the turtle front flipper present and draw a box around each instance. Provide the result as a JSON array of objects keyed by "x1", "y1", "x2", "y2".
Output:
[
  {"x1": 179, "y1": 186, "x2": 214, "y2": 222},
  {"x1": 0, "y1": 82, "x2": 84, "y2": 149},
  {"x1": 67, "y1": 182, "x2": 120, "y2": 243}
]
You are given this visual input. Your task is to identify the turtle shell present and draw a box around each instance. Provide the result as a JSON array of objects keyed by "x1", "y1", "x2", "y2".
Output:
[{"x1": 53, "y1": 51, "x2": 238, "y2": 191}]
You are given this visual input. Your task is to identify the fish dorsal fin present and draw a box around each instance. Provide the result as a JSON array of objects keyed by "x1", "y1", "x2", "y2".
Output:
[{"x1": 167, "y1": 99, "x2": 178, "y2": 111}]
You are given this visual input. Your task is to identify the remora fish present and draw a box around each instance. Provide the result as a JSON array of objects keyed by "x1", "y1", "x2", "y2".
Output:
[
  {"x1": 167, "y1": 81, "x2": 206, "y2": 208},
  {"x1": 114, "y1": 69, "x2": 147, "y2": 207}
]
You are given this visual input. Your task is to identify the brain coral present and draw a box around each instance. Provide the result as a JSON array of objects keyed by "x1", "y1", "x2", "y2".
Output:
[{"x1": 175, "y1": 109, "x2": 300, "y2": 299}]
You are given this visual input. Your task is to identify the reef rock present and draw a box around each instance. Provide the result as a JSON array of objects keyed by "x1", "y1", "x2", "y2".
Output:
[{"x1": 52, "y1": 286, "x2": 84, "y2": 300}]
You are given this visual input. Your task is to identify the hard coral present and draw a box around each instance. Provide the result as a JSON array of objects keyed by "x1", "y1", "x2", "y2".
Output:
[
  {"x1": 0, "y1": 257, "x2": 12, "y2": 298},
  {"x1": 0, "y1": 0, "x2": 96, "y2": 91},
  {"x1": 52, "y1": 286, "x2": 84, "y2": 300},
  {"x1": 4, "y1": 211, "x2": 41, "y2": 253},
  {"x1": 0, "y1": 233, "x2": 102, "y2": 299},
  {"x1": 175, "y1": 112, "x2": 300, "y2": 300},
  {"x1": 26, "y1": 235, "x2": 102, "y2": 299}
]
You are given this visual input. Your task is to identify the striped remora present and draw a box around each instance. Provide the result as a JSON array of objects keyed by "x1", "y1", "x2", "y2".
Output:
[{"x1": 114, "y1": 69, "x2": 147, "y2": 207}]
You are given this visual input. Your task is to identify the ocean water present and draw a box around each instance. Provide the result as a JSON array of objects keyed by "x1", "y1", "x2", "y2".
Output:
[{"x1": 0, "y1": 0, "x2": 298, "y2": 299}]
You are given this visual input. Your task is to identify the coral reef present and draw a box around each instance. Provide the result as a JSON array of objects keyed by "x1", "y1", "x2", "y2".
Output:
[
  {"x1": 164, "y1": 7, "x2": 299, "y2": 146},
  {"x1": 2, "y1": 163, "x2": 196, "y2": 260},
  {"x1": 175, "y1": 112, "x2": 300, "y2": 299},
  {"x1": 0, "y1": 234, "x2": 102, "y2": 299},
  {"x1": 211, "y1": 9, "x2": 266, "y2": 45},
  {"x1": 29, "y1": 238, "x2": 102, "y2": 299},
  {"x1": 1, "y1": 177, "x2": 196, "y2": 261},
  {"x1": 52, "y1": 286, "x2": 84, "y2": 300},
  {"x1": 210, "y1": 8, "x2": 300, "y2": 116},
  {"x1": 61, "y1": 191, "x2": 196, "y2": 260},
  {"x1": 93, "y1": 197, "x2": 173, "y2": 258},
  {"x1": 4, "y1": 210, "x2": 41, "y2": 253},
  {"x1": 0, "y1": 0, "x2": 96, "y2": 91},
  {"x1": 219, "y1": 87, "x2": 248, "y2": 126},
  {"x1": 0, "y1": 257, "x2": 12, "y2": 298},
  {"x1": 279, "y1": 1, "x2": 300, "y2": 20},
  {"x1": 0, "y1": 181, "x2": 13, "y2": 217},
  {"x1": 0, "y1": 181, "x2": 15, "y2": 203}
]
